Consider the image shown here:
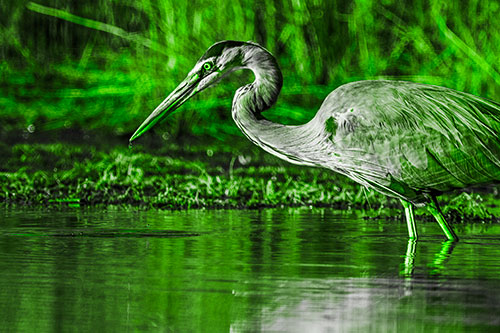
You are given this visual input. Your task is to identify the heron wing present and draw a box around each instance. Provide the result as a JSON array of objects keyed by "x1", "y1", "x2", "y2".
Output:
[{"x1": 320, "y1": 80, "x2": 500, "y2": 202}]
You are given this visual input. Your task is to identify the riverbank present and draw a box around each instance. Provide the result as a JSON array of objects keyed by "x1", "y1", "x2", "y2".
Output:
[{"x1": 1, "y1": 138, "x2": 498, "y2": 222}]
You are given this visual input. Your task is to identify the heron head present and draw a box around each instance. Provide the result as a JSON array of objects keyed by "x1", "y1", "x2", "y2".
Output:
[{"x1": 129, "y1": 40, "x2": 250, "y2": 143}]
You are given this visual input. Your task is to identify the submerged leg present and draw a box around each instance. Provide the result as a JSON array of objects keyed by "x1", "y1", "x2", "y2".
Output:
[
  {"x1": 400, "y1": 199, "x2": 417, "y2": 239},
  {"x1": 401, "y1": 238, "x2": 417, "y2": 277},
  {"x1": 426, "y1": 196, "x2": 459, "y2": 241}
]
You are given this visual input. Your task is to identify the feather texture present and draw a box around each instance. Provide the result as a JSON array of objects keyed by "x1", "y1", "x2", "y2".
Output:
[
  {"x1": 314, "y1": 80, "x2": 500, "y2": 203},
  {"x1": 230, "y1": 44, "x2": 500, "y2": 204}
]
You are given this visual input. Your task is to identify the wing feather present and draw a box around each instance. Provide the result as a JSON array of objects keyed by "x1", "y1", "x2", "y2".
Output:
[{"x1": 321, "y1": 80, "x2": 500, "y2": 202}]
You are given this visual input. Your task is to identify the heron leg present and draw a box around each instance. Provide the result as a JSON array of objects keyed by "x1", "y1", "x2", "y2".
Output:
[
  {"x1": 401, "y1": 238, "x2": 417, "y2": 277},
  {"x1": 426, "y1": 197, "x2": 459, "y2": 241},
  {"x1": 400, "y1": 199, "x2": 417, "y2": 239}
]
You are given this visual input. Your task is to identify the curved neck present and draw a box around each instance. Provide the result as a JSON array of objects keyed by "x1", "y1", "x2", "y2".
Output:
[
  {"x1": 231, "y1": 45, "x2": 323, "y2": 166},
  {"x1": 232, "y1": 44, "x2": 283, "y2": 117}
]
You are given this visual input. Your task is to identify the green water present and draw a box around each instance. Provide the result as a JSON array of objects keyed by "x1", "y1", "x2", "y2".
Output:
[{"x1": 1, "y1": 208, "x2": 500, "y2": 331}]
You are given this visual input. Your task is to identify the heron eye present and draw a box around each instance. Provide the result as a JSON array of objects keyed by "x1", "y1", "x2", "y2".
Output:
[{"x1": 203, "y1": 62, "x2": 212, "y2": 71}]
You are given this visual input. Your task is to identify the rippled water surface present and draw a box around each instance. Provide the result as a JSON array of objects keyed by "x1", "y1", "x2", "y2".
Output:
[{"x1": 1, "y1": 208, "x2": 500, "y2": 331}]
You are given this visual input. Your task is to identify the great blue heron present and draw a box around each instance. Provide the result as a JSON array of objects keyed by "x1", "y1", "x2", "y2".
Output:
[{"x1": 130, "y1": 40, "x2": 500, "y2": 241}]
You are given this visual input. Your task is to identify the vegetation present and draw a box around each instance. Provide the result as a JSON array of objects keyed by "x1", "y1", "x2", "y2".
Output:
[
  {"x1": 0, "y1": 141, "x2": 373, "y2": 208},
  {"x1": 1, "y1": 141, "x2": 498, "y2": 221},
  {"x1": 1, "y1": 0, "x2": 499, "y2": 218},
  {"x1": 2, "y1": 0, "x2": 499, "y2": 137}
]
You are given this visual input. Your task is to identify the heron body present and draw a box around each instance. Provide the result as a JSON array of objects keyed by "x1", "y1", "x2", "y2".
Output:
[{"x1": 130, "y1": 40, "x2": 500, "y2": 241}]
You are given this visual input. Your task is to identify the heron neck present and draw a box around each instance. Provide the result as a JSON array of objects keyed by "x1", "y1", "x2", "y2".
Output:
[{"x1": 231, "y1": 46, "x2": 322, "y2": 166}]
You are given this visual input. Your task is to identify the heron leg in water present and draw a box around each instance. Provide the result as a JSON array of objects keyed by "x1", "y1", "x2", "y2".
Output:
[
  {"x1": 427, "y1": 197, "x2": 459, "y2": 241},
  {"x1": 401, "y1": 238, "x2": 417, "y2": 277},
  {"x1": 400, "y1": 199, "x2": 417, "y2": 239}
]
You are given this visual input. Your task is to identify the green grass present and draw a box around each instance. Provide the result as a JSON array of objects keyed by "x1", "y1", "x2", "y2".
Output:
[
  {"x1": 1, "y1": 140, "x2": 498, "y2": 223},
  {"x1": 1, "y1": 0, "x2": 499, "y2": 139},
  {"x1": 0, "y1": 140, "x2": 368, "y2": 208}
]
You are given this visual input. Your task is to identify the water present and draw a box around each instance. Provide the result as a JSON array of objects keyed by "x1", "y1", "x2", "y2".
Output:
[{"x1": 1, "y1": 208, "x2": 500, "y2": 331}]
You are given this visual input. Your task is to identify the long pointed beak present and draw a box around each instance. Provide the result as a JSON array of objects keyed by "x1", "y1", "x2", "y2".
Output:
[{"x1": 129, "y1": 73, "x2": 200, "y2": 143}]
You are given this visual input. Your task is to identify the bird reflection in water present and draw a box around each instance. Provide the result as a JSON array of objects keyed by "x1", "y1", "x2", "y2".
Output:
[{"x1": 401, "y1": 239, "x2": 457, "y2": 277}]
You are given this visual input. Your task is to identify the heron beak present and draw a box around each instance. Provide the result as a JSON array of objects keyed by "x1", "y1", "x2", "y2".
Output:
[{"x1": 129, "y1": 73, "x2": 200, "y2": 143}]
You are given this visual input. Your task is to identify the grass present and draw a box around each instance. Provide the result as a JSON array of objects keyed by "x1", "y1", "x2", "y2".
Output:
[
  {"x1": 1, "y1": 1, "x2": 499, "y2": 140},
  {"x1": 0, "y1": 139, "x2": 370, "y2": 208},
  {"x1": 1, "y1": 138, "x2": 499, "y2": 223}
]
